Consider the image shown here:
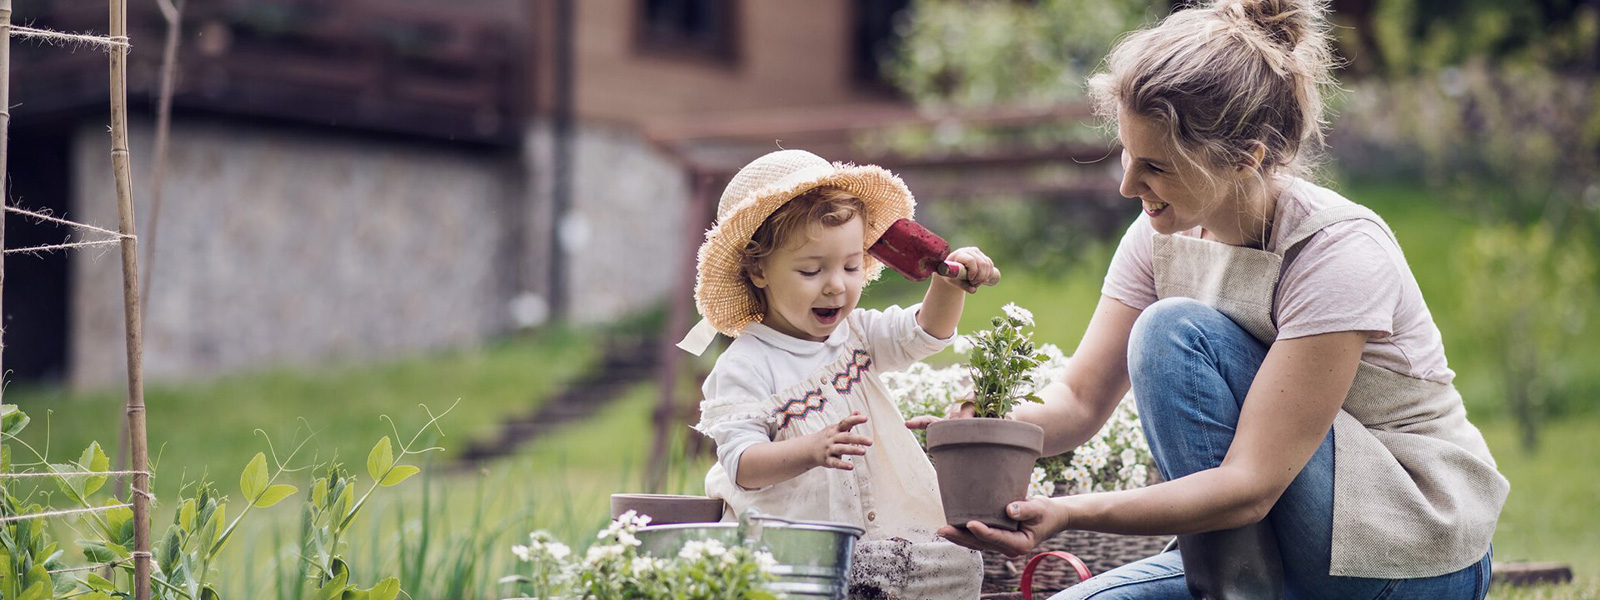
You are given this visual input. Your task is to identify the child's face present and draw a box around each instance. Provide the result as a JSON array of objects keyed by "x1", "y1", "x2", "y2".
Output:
[{"x1": 749, "y1": 215, "x2": 866, "y2": 342}]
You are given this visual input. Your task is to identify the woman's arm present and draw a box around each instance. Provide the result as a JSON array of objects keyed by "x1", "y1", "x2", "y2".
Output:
[
  {"x1": 1011, "y1": 296, "x2": 1141, "y2": 456},
  {"x1": 943, "y1": 329, "x2": 1367, "y2": 555}
]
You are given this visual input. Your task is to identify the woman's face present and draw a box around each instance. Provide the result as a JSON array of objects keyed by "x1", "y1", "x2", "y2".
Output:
[{"x1": 1116, "y1": 109, "x2": 1227, "y2": 236}]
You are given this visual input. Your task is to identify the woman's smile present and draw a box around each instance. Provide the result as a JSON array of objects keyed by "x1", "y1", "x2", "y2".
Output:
[{"x1": 1143, "y1": 198, "x2": 1170, "y2": 217}]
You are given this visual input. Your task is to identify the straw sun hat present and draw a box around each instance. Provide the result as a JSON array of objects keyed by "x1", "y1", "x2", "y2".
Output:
[{"x1": 676, "y1": 149, "x2": 914, "y2": 355}]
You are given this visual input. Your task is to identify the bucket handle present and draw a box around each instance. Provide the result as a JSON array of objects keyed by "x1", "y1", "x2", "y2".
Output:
[{"x1": 1020, "y1": 551, "x2": 1093, "y2": 600}]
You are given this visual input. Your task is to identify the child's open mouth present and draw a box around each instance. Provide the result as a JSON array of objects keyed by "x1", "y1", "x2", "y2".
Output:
[{"x1": 812, "y1": 307, "x2": 841, "y2": 324}]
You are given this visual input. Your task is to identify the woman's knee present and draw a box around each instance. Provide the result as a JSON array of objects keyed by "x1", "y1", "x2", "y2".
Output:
[{"x1": 1127, "y1": 298, "x2": 1229, "y2": 379}]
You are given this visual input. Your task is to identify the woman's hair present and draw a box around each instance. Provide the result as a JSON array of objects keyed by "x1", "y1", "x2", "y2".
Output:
[
  {"x1": 740, "y1": 186, "x2": 866, "y2": 312},
  {"x1": 1088, "y1": 0, "x2": 1338, "y2": 182}
]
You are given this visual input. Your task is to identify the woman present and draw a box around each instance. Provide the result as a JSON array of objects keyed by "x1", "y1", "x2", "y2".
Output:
[{"x1": 930, "y1": 0, "x2": 1507, "y2": 598}]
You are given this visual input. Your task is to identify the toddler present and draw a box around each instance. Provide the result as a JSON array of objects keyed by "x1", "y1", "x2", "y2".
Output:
[{"x1": 678, "y1": 149, "x2": 997, "y2": 599}]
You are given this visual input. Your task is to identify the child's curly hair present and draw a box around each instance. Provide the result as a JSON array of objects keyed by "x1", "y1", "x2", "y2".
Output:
[{"x1": 740, "y1": 186, "x2": 866, "y2": 315}]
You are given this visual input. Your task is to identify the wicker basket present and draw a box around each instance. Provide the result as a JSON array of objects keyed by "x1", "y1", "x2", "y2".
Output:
[{"x1": 980, "y1": 529, "x2": 1174, "y2": 595}]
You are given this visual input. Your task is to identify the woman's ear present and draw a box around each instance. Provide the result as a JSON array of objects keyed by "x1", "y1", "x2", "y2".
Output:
[{"x1": 1235, "y1": 141, "x2": 1267, "y2": 173}]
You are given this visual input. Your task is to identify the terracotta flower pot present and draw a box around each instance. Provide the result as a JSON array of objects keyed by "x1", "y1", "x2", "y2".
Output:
[
  {"x1": 926, "y1": 418, "x2": 1044, "y2": 531},
  {"x1": 609, "y1": 494, "x2": 726, "y2": 525}
]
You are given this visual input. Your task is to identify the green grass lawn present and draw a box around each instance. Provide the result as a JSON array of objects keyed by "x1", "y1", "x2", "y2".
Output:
[{"x1": 4, "y1": 324, "x2": 599, "y2": 501}]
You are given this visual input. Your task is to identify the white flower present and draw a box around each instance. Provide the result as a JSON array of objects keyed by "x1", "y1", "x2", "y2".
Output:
[
  {"x1": 1028, "y1": 466, "x2": 1056, "y2": 498},
  {"x1": 678, "y1": 540, "x2": 707, "y2": 561},
  {"x1": 1002, "y1": 303, "x2": 1035, "y2": 327},
  {"x1": 584, "y1": 543, "x2": 625, "y2": 565},
  {"x1": 754, "y1": 550, "x2": 779, "y2": 572},
  {"x1": 512, "y1": 544, "x2": 533, "y2": 562},
  {"x1": 547, "y1": 542, "x2": 571, "y2": 561},
  {"x1": 617, "y1": 530, "x2": 640, "y2": 548},
  {"x1": 952, "y1": 335, "x2": 974, "y2": 355},
  {"x1": 629, "y1": 556, "x2": 660, "y2": 576}
]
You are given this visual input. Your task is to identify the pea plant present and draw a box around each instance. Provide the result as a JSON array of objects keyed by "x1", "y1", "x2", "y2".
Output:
[{"x1": 0, "y1": 402, "x2": 448, "y2": 600}]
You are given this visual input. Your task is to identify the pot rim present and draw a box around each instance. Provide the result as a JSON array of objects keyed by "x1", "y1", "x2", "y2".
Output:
[
  {"x1": 638, "y1": 518, "x2": 865, "y2": 537},
  {"x1": 924, "y1": 417, "x2": 1044, "y2": 452}
]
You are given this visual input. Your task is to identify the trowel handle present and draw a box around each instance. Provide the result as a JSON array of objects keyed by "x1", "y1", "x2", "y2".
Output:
[{"x1": 937, "y1": 260, "x2": 1002, "y2": 287}]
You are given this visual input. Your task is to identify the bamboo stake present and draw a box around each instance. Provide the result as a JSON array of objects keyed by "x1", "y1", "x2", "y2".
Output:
[
  {"x1": 122, "y1": 0, "x2": 182, "y2": 502},
  {"x1": 107, "y1": 1, "x2": 152, "y2": 599},
  {"x1": 0, "y1": 0, "x2": 10, "y2": 405},
  {"x1": 140, "y1": 0, "x2": 182, "y2": 316}
]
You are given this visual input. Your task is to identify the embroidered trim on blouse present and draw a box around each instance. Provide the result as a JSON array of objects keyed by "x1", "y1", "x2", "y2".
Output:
[{"x1": 771, "y1": 350, "x2": 874, "y2": 431}]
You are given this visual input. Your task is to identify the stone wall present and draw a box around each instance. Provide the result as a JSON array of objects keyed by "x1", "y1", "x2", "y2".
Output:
[
  {"x1": 69, "y1": 117, "x2": 523, "y2": 389},
  {"x1": 65, "y1": 115, "x2": 691, "y2": 389}
]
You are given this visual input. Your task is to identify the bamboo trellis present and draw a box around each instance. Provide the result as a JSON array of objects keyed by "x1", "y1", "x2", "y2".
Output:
[{"x1": 1, "y1": 2, "x2": 155, "y2": 600}]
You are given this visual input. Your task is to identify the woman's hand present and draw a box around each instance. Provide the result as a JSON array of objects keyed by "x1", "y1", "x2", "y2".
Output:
[
  {"x1": 937, "y1": 497, "x2": 1066, "y2": 558},
  {"x1": 810, "y1": 412, "x2": 872, "y2": 470}
]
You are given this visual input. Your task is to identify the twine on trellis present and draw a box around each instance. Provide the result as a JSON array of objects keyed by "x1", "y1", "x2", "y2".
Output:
[
  {"x1": 49, "y1": 552, "x2": 151, "y2": 575},
  {"x1": 8, "y1": 24, "x2": 128, "y2": 51},
  {"x1": 2, "y1": 203, "x2": 134, "y2": 255},
  {"x1": 0, "y1": 503, "x2": 132, "y2": 523},
  {"x1": 0, "y1": 469, "x2": 152, "y2": 478}
]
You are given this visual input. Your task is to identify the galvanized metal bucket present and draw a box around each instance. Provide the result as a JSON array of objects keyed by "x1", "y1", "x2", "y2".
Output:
[{"x1": 633, "y1": 511, "x2": 865, "y2": 599}]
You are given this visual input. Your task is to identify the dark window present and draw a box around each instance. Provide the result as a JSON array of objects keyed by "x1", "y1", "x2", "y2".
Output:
[
  {"x1": 636, "y1": 0, "x2": 738, "y2": 64},
  {"x1": 853, "y1": 0, "x2": 912, "y2": 87}
]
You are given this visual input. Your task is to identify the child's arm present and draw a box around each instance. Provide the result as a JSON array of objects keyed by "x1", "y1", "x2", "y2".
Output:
[
  {"x1": 735, "y1": 413, "x2": 872, "y2": 490},
  {"x1": 917, "y1": 246, "x2": 1001, "y2": 339}
]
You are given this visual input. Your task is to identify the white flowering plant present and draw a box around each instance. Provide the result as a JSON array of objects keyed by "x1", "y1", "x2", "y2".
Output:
[
  {"x1": 965, "y1": 303, "x2": 1052, "y2": 418},
  {"x1": 501, "y1": 510, "x2": 780, "y2": 599},
  {"x1": 885, "y1": 303, "x2": 1156, "y2": 496}
]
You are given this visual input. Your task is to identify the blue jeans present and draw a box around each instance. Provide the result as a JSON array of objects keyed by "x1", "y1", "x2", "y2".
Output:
[{"x1": 1052, "y1": 298, "x2": 1491, "y2": 600}]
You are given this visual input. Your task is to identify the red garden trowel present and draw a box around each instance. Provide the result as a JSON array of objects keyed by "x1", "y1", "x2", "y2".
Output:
[{"x1": 869, "y1": 218, "x2": 1000, "y2": 289}]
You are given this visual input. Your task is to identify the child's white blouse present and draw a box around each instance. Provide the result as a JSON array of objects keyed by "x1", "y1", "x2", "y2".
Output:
[
  {"x1": 697, "y1": 303, "x2": 947, "y2": 486},
  {"x1": 695, "y1": 304, "x2": 982, "y2": 598}
]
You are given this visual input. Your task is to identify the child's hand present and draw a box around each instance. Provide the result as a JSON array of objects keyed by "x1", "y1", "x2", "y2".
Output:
[
  {"x1": 810, "y1": 412, "x2": 872, "y2": 470},
  {"x1": 938, "y1": 247, "x2": 1001, "y2": 293},
  {"x1": 904, "y1": 399, "x2": 977, "y2": 430}
]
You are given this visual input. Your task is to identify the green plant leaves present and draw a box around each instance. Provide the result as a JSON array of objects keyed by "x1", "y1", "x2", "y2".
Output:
[
  {"x1": 17, "y1": 580, "x2": 48, "y2": 600},
  {"x1": 241, "y1": 453, "x2": 269, "y2": 502},
  {"x1": 1, "y1": 405, "x2": 29, "y2": 438},
  {"x1": 378, "y1": 466, "x2": 418, "y2": 487},
  {"x1": 254, "y1": 484, "x2": 299, "y2": 508},
  {"x1": 367, "y1": 577, "x2": 401, "y2": 600},
  {"x1": 79, "y1": 442, "x2": 110, "y2": 497},
  {"x1": 83, "y1": 573, "x2": 117, "y2": 593},
  {"x1": 367, "y1": 437, "x2": 394, "y2": 483}
]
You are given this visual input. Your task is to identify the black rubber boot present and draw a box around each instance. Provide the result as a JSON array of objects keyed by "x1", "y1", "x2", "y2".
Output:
[{"x1": 1177, "y1": 521, "x2": 1285, "y2": 600}]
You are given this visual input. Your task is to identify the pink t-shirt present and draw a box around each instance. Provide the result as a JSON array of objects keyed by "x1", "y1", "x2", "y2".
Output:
[{"x1": 1101, "y1": 178, "x2": 1455, "y2": 384}]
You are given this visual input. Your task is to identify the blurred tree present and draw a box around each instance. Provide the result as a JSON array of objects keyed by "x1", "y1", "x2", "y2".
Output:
[
  {"x1": 1455, "y1": 224, "x2": 1595, "y2": 451},
  {"x1": 885, "y1": 0, "x2": 1159, "y2": 110}
]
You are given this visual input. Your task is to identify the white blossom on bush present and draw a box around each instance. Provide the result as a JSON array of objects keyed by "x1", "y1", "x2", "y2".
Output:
[
  {"x1": 1028, "y1": 466, "x2": 1056, "y2": 498},
  {"x1": 1002, "y1": 302, "x2": 1035, "y2": 327}
]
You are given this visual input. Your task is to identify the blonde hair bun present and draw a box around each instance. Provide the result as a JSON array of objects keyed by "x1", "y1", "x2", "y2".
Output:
[
  {"x1": 1087, "y1": 0, "x2": 1338, "y2": 180},
  {"x1": 1214, "y1": 0, "x2": 1326, "y2": 51}
]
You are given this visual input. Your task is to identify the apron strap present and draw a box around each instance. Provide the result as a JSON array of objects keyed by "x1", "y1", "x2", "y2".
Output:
[{"x1": 1270, "y1": 202, "x2": 1396, "y2": 328}]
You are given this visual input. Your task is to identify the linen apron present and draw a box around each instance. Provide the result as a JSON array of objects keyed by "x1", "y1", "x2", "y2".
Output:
[
  {"x1": 1150, "y1": 199, "x2": 1508, "y2": 579},
  {"x1": 701, "y1": 317, "x2": 983, "y2": 599}
]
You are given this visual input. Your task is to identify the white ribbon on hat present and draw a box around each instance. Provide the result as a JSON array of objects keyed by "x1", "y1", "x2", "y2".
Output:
[{"x1": 676, "y1": 318, "x2": 721, "y2": 356}]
